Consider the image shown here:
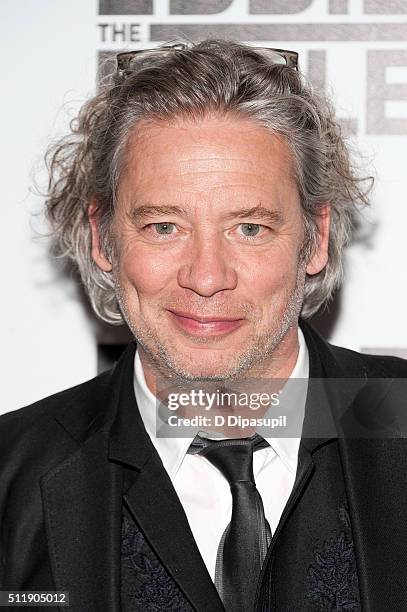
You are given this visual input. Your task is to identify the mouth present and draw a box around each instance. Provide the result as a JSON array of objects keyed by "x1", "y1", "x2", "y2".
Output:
[{"x1": 166, "y1": 309, "x2": 246, "y2": 337}]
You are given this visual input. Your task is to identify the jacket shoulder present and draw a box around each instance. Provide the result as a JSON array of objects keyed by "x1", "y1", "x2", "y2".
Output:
[
  {"x1": 0, "y1": 342, "x2": 136, "y2": 466},
  {"x1": 328, "y1": 342, "x2": 407, "y2": 378},
  {"x1": 0, "y1": 369, "x2": 112, "y2": 430},
  {"x1": 300, "y1": 320, "x2": 407, "y2": 378},
  {"x1": 0, "y1": 369, "x2": 117, "y2": 474}
]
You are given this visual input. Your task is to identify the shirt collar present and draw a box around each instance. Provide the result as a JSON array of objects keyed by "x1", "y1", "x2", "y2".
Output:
[
  {"x1": 263, "y1": 326, "x2": 309, "y2": 474},
  {"x1": 133, "y1": 327, "x2": 309, "y2": 480},
  {"x1": 133, "y1": 347, "x2": 193, "y2": 479}
]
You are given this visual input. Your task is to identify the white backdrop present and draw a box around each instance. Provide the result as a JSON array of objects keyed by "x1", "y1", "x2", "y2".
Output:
[{"x1": 2, "y1": 0, "x2": 407, "y2": 414}]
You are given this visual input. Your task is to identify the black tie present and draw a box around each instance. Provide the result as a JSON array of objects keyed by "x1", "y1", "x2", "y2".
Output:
[{"x1": 188, "y1": 434, "x2": 272, "y2": 612}]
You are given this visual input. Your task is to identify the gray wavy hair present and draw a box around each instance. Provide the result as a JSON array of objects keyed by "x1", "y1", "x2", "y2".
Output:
[{"x1": 45, "y1": 39, "x2": 371, "y2": 324}]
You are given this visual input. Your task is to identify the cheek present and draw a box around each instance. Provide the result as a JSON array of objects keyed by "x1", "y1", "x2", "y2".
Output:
[
  {"x1": 118, "y1": 243, "x2": 177, "y2": 296},
  {"x1": 245, "y1": 252, "x2": 303, "y2": 320},
  {"x1": 255, "y1": 270, "x2": 293, "y2": 306},
  {"x1": 248, "y1": 250, "x2": 300, "y2": 294}
]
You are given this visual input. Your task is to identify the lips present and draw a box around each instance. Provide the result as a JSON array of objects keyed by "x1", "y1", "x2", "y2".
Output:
[{"x1": 167, "y1": 309, "x2": 245, "y2": 336}]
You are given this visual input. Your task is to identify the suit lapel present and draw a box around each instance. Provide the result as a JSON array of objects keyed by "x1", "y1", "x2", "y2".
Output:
[
  {"x1": 108, "y1": 343, "x2": 224, "y2": 612},
  {"x1": 302, "y1": 320, "x2": 407, "y2": 610},
  {"x1": 40, "y1": 430, "x2": 122, "y2": 612},
  {"x1": 337, "y1": 375, "x2": 407, "y2": 609},
  {"x1": 337, "y1": 436, "x2": 407, "y2": 610},
  {"x1": 41, "y1": 342, "x2": 223, "y2": 612},
  {"x1": 39, "y1": 345, "x2": 137, "y2": 611},
  {"x1": 122, "y1": 455, "x2": 224, "y2": 612}
]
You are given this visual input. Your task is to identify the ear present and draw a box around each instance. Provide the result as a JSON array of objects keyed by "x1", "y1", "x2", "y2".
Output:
[
  {"x1": 88, "y1": 199, "x2": 113, "y2": 272},
  {"x1": 306, "y1": 204, "x2": 330, "y2": 276}
]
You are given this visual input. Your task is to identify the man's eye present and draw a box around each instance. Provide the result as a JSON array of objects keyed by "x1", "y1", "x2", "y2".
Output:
[
  {"x1": 239, "y1": 223, "x2": 262, "y2": 237},
  {"x1": 151, "y1": 222, "x2": 175, "y2": 235}
]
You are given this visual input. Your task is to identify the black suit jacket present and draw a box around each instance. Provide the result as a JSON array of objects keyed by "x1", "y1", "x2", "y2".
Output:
[{"x1": 1, "y1": 321, "x2": 407, "y2": 611}]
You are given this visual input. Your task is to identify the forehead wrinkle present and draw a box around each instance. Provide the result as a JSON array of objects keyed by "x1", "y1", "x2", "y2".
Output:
[
  {"x1": 160, "y1": 151, "x2": 294, "y2": 176},
  {"x1": 125, "y1": 118, "x2": 295, "y2": 171},
  {"x1": 121, "y1": 120, "x2": 298, "y2": 205}
]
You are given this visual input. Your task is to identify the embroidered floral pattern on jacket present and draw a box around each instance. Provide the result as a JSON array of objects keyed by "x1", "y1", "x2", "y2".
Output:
[
  {"x1": 306, "y1": 506, "x2": 361, "y2": 611},
  {"x1": 121, "y1": 513, "x2": 194, "y2": 611}
]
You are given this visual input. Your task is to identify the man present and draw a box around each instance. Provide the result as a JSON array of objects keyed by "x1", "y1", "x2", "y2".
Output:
[{"x1": 1, "y1": 39, "x2": 406, "y2": 611}]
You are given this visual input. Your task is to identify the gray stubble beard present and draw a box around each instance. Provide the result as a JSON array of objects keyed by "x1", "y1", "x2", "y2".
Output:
[{"x1": 113, "y1": 260, "x2": 307, "y2": 386}]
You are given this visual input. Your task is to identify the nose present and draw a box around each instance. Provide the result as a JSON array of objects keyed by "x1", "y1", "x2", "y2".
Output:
[{"x1": 177, "y1": 233, "x2": 238, "y2": 297}]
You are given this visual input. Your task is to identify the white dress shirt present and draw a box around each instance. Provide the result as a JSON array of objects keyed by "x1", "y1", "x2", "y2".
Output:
[{"x1": 133, "y1": 329, "x2": 309, "y2": 580}]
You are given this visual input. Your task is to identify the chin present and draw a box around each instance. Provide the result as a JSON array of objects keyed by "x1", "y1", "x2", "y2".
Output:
[
  {"x1": 168, "y1": 358, "x2": 233, "y2": 380},
  {"x1": 161, "y1": 349, "x2": 257, "y2": 383}
]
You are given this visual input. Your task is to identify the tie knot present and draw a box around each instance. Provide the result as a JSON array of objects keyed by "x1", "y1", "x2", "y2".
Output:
[{"x1": 189, "y1": 434, "x2": 268, "y2": 486}]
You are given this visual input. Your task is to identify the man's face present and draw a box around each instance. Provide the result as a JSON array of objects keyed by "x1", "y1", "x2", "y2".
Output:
[{"x1": 91, "y1": 115, "x2": 329, "y2": 382}]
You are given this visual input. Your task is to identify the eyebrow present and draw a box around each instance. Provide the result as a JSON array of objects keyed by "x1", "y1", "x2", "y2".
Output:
[
  {"x1": 129, "y1": 204, "x2": 284, "y2": 225},
  {"x1": 223, "y1": 205, "x2": 284, "y2": 225},
  {"x1": 129, "y1": 205, "x2": 188, "y2": 221}
]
